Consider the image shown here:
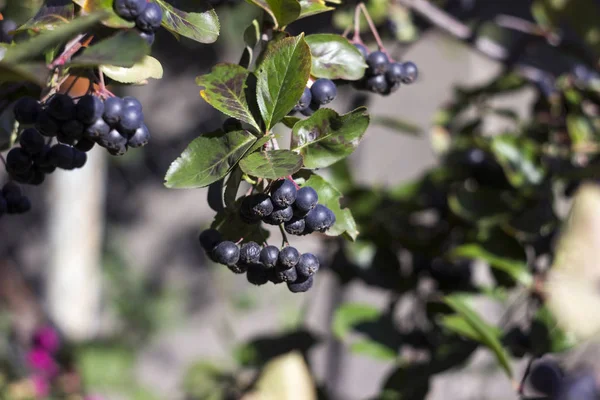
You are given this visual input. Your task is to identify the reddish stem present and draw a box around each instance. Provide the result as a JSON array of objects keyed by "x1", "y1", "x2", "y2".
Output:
[
  {"x1": 235, "y1": 238, "x2": 244, "y2": 245},
  {"x1": 352, "y1": 4, "x2": 364, "y2": 44},
  {"x1": 359, "y1": 3, "x2": 390, "y2": 59},
  {"x1": 49, "y1": 34, "x2": 86, "y2": 69},
  {"x1": 287, "y1": 175, "x2": 299, "y2": 189}
]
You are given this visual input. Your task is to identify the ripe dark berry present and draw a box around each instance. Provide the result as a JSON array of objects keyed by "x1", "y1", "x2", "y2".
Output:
[
  {"x1": 268, "y1": 268, "x2": 284, "y2": 284},
  {"x1": 48, "y1": 144, "x2": 75, "y2": 170},
  {"x1": 84, "y1": 118, "x2": 110, "y2": 139},
  {"x1": 366, "y1": 51, "x2": 389, "y2": 75},
  {"x1": 529, "y1": 359, "x2": 563, "y2": 397},
  {"x1": 75, "y1": 138, "x2": 96, "y2": 153},
  {"x1": 136, "y1": 2, "x2": 163, "y2": 32},
  {"x1": 259, "y1": 245, "x2": 279, "y2": 268},
  {"x1": 6, "y1": 148, "x2": 32, "y2": 173},
  {"x1": 103, "y1": 97, "x2": 124, "y2": 126},
  {"x1": 270, "y1": 179, "x2": 297, "y2": 207},
  {"x1": 284, "y1": 217, "x2": 306, "y2": 235},
  {"x1": 198, "y1": 229, "x2": 222, "y2": 252},
  {"x1": 263, "y1": 205, "x2": 293, "y2": 225},
  {"x1": 13, "y1": 196, "x2": 31, "y2": 214},
  {"x1": 0, "y1": 19, "x2": 17, "y2": 43},
  {"x1": 119, "y1": 106, "x2": 144, "y2": 134},
  {"x1": 76, "y1": 95, "x2": 104, "y2": 124},
  {"x1": 228, "y1": 263, "x2": 248, "y2": 274},
  {"x1": 555, "y1": 371, "x2": 599, "y2": 400},
  {"x1": 113, "y1": 0, "x2": 148, "y2": 21},
  {"x1": 385, "y1": 62, "x2": 403, "y2": 85},
  {"x1": 72, "y1": 150, "x2": 87, "y2": 169},
  {"x1": 98, "y1": 129, "x2": 127, "y2": 151},
  {"x1": 276, "y1": 264, "x2": 297, "y2": 283},
  {"x1": 310, "y1": 79, "x2": 337, "y2": 105},
  {"x1": 296, "y1": 253, "x2": 319, "y2": 278},
  {"x1": 35, "y1": 111, "x2": 60, "y2": 137},
  {"x1": 212, "y1": 241, "x2": 240, "y2": 266},
  {"x1": 14, "y1": 97, "x2": 42, "y2": 124},
  {"x1": 293, "y1": 87, "x2": 312, "y2": 112},
  {"x1": 0, "y1": 196, "x2": 6, "y2": 217},
  {"x1": 246, "y1": 263, "x2": 269, "y2": 285},
  {"x1": 139, "y1": 30, "x2": 155, "y2": 45},
  {"x1": 127, "y1": 124, "x2": 150, "y2": 148},
  {"x1": 305, "y1": 204, "x2": 335, "y2": 232},
  {"x1": 354, "y1": 43, "x2": 368, "y2": 59},
  {"x1": 400, "y1": 61, "x2": 418, "y2": 84},
  {"x1": 300, "y1": 102, "x2": 320, "y2": 117},
  {"x1": 294, "y1": 186, "x2": 318, "y2": 214},
  {"x1": 61, "y1": 119, "x2": 84, "y2": 140},
  {"x1": 239, "y1": 241, "x2": 261, "y2": 264},
  {"x1": 2, "y1": 182, "x2": 21, "y2": 198},
  {"x1": 19, "y1": 128, "x2": 45, "y2": 154},
  {"x1": 366, "y1": 74, "x2": 388, "y2": 94},
  {"x1": 278, "y1": 246, "x2": 300, "y2": 269},
  {"x1": 29, "y1": 169, "x2": 45, "y2": 185},
  {"x1": 241, "y1": 193, "x2": 273, "y2": 219},
  {"x1": 223, "y1": 118, "x2": 242, "y2": 132},
  {"x1": 123, "y1": 96, "x2": 142, "y2": 112},
  {"x1": 288, "y1": 275, "x2": 313, "y2": 293},
  {"x1": 47, "y1": 94, "x2": 75, "y2": 121}
]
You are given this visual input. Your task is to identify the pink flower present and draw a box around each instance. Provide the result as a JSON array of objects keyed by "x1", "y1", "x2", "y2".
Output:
[
  {"x1": 32, "y1": 326, "x2": 60, "y2": 354},
  {"x1": 31, "y1": 374, "x2": 50, "y2": 398},
  {"x1": 27, "y1": 348, "x2": 59, "y2": 378}
]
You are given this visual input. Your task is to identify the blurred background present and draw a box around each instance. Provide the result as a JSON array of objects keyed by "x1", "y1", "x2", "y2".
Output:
[{"x1": 2, "y1": 0, "x2": 600, "y2": 399}]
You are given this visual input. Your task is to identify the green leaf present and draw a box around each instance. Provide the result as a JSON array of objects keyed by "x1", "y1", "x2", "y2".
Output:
[
  {"x1": 350, "y1": 340, "x2": 396, "y2": 361},
  {"x1": 69, "y1": 31, "x2": 149, "y2": 67},
  {"x1": 0, "y1": 61, "x2": 48, "y2": 86},
  {"x1": 4, "y1": 12, "x2": 107, "y2": 63},
  {"x1": 332, "y1": 303, "x2": 381, "y2": 339},
  {"x1": 490, "y1": 134, "x2": 545, "y2": 188},
  {"x1": 17, "y1": 4, "x2": 75, "y2": 32},
  {"x1": 533, "y1": 307, "x2": 576, "y2": 353},
  {"x1": 566, "y1": 114, "x2": 594, "y2": 146},
  {"x1": 256, "y1": 34, "x2": 311, "y2": 130},
  {"x1": 305, "y1": 34, "x2": 367, "y2": 80},
  {"x1": 303, "y1": 174, "x2": 358, "y2": 240},
  {"x1": 196, "y1": 64, "x2": 260, "y2": 132},
  {"x1": 100, "y1": 56, "x2": 163, "y2": 84},
  {"x1": 298, "y1": 0, "x2": 335, "y2": 19},
  {"x1": 281, "y1": 116, "x2": 300, "y2": 128},
  {"x1": 73, "y1": 0, "x2": 134, "y2": 28},
  {"x1": 224, "y1": 167, "x2": 243, "y2": 208},
  {"x1": 444, "y1": 295, "x2": 513, "y2": 378},
  {"x1": 247, "y1": 135, "x2": 272, "y2": 154},
  {"x1": 245, "y1": 0, "x2": 301, "y2": 28},
  {"x1": 154, "y1": 0, "x2": 220, "y2": 44},
  {"x1": 211, "y1": 198, "x2": 270, "y2": 243},
  {"x1": 239, "y1": 150, "x2": 303, "y2": 179},
  {"x1": 164, "y1": 130, "x2": 256, "y2": 189},
  {"x1": 388, "y1": 3, "x2": 418, "y2": 42},
  {"x1": 448, "y1": 184, "x2": 515, "y2": 226},
  {"x1": 439, "y1": 315, "x2": 502, "y2": 342},
  {"x1": 3, "y1": 0, "x2": 44, "y2": 25},
  {"x1": 291, "y1": 107, "x2": 370, "y2": 169},
  {"x1": 371, "y1": 115, "x2": 422, "y2": 135}
]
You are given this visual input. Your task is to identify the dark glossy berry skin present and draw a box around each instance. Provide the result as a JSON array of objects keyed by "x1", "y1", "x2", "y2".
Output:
[
  {"x1": 2, "y1": 182, "x2": 21, "y2": 198},
  {"x1": 366, "y1": 51, "x2": 389, "y2": 75},
  {"x1": 29, "y1": 169, "x2": 45, "y2": 185},
  {"x1": 366, "y1": 74, "x2": 388, "y2": 94},
  {"x1": 242, "y1": 193, "x2": 274, "y2": 219},
  {"x1": 529, "y1": 359, "x2": 563, "y2": 397},
  {"x1": 49, "y1": 144, "x2": 75, "y2": 170},
  {"x1": 311, "y1": 79, "x2": 337, "y2": 105},
  {"x1": 260, "y1": 245, "x2": 279, "y2": 268},
  {"x1": 6, "y1": 148, "x2": 32, "y2": 173},
  {"x1": 288, "y1": 275, "x2": 313, "y2": 293},
  {"x1": 400, "y1": 61, "x2": 418, "y2": 84},
  {"x1": 76, "y1": 95, "x2": 104, "y2": 124},
  {"x1": 136, "y1": 2, "x2": 163, "y2": 32},
  {"x1": 113, "y1": 0, "x2": 148, "y2": 21},
  {"x1": 61, "y1": 119, "x2": 84, "y2": 140},
  {"x1": 119, "y1": 106, "x2": 144, "y2": 134},
  {"x1": 305, "y1": 204, "x2": 335, "y2": 232},
  {"x1": 103, "y1": 97, "x2": 124, "y2": 126},
  {"x1": 127, "y1": 124, "x2": 150, "y2": 148},
  {"x1": 75, "y1": 138, "x2": 96, "y2": 153},
  {"x1": 198, "y1": 229, "x2": 222, "y2": 252},
  {"x1": 555, "y1": 371, "x2": 599, "y2": 400},
  {"x1": 354, "y1": 43, "x2": 368, "y2": 59},
  {"x1": 139, "y1": 30, "x2": 155, "y2": 45},
  {"x1": 228, "y1": 263, "x2": 248, "y2": 274},
  {"x1": 239, "y1": 241, "x2": 261, "y2": 264},
  {"x1": 19, "y1": 128, "x2": 45, "y2": 154},
  {"x1": 212, "y1": 241, "x2": 240, "y2": 266},
  {"x1": 263, "y1": 205, "x2": 293, "y2": 225},
  {"x1": 284, "y1": 217, "x2": 306, "y2": 235},
  {"x1": 385, "y1": 62, "x2": 403, "y2": 84},
  {"x1": 85, "y1": 118, "x2": 110, "y2": 139},
  {"x1": 296, "y1": 253, "x2": 319, "y2": 278},
  {"x1": 35, "y1": 111, "x2": 60, "y2": 137},
  {"x1": 14, "y1": 196, "x2": 31, "y2": 214},
  {"x1": 270, "y1": 179, "x2": 297, "y2": 207},
  {"x1": 294, "y1": 186, "x2": 318, "y2": 214},
  {"x1": 278, "y1": 246, "x2": 300, "y2": 269},
  {"x1": 300, "y1": 102, "x2": 320, "y2": 117},
  {"x1": 268, "y1": 268, "x2": 284, "y2": 284},
  {"x1": 72, "y1": 150, "x2": 87, "y2": 169},
  {"x1": 98, "y1": 129, "x2": 127, "y2": 151},
  {"x1": 276, "y1": 264, "x2": 297, "y2": 283},
  {"x1": 246, "y1": 263, "x2": 269, "y2": 285},
  {"x1": 223, "y1": 118, "x2": 242, "y2": 132},
  {"x1": 47, "y1": 94, "x2": 75, "y2": 121},
  {"x1": 293, "y1": 87, "x2": 312, "y2": 112},
  {"x1": 0, "y1": 19, "x2": 17, "y2": 43},
  {"x1": 122, "y1": 96, "x2": 142, "y2": 112},
  {"x1": 14, "y1": 97, "x2": 42, "y2": 124}
]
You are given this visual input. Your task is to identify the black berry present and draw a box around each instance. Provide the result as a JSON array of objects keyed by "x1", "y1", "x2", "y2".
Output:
[
  {"x1": 198, "y1": 228, "x2": 222, "y2": 252},
  {"x1": 354, "y1": 43, "x2": 368, "y2": 59},
  {"x1": 76, "y1": 95, "x2": 104, "y2": 124},
  {"x1": 246, "y1": 263, "x2": 269, "y2": 285},
  {"x1": 228, "y1": 263, "x2": 248, "y2": 274},
  {"x1": 284, "y1": 217, "x2": 306, "y2": 235},
  {"x1": 259, "y1": 245, "x2": 279, "y2": 268},
  {"x1": 98, "y1": 129, "x2": 127, "y2": 151},
  {"x1": 2, "y1": 182, "x2": 21, "y2": 198},
  {"x1": 305, "y1": 204, "x2": 335, "y2": 232},
  {"x1": 0, "y1": 19, "x2": 17, "y2": 43},
  {"x1": 103, "y1": 97, "x2": 124, "y2": 126},
  {"x1": 139, "y1": 30, "x2": 155, "y2": 45},
  {"x1": 385, "y1": 62, "x2": 403, "y2": 85},
  {"x1": 268, "y1": 268, "x2": 284, "y2": 284},
  {"x1": 310, "y1": 79, "x2": 337, "y2": 105},
  {"x1": 241, "y1": 193, "x2": 273, "y2": 219},
  {"x1": 19, "y1": 128, "x2": 45, "y2": 154},
  {"x1": 294, "y1": 186, "x2": 318, "y2": 214},
  {"x1": 278, "y1": 246, "x2": 300, "y2": 269},
  {"x1": 85, "y1": 118, "x2": 110, "y2": 139},
  {"x1": 270, "y1": 179, "x2": 297, "y2": 207},
  {"x1": 14, "y1": 97, "x2": 42, "y2": 125},
  {"x1": 48, "y1": 144, "x2": 75, "y2": 170},
  {"x1": 212, "y1": 241, "x2": 240, "y2": 266},
  {"x1": 136, "y1": 2, "x2": 163, "y2": 32},
  {"x1": 6, "y1": 148, "x2": 32, "y2": 173},
  {"x1": 123, "y1": 96, "x2": 142, "y2": 112},
  {"x1": 276, "y1": 264, "x2": 297, "y2": 283},
  {"x1": 366, "y1": 51, "x2": 389, "y2": 75},
  {"x1": 119, "y1": 106, "x2": 144, "y2": 134},
  {"x1": 127, "y1": 124, "x2": 150, "y2": 148},
  {"x1": 529, "y1": 359, "x2": 563, "y2": 397},
  {"x1": 61, "y1": 119, "x2": 84, "y2": 140},
  {"x1": 72, "y1": 150, "x2": 87, "y2": 169},
  {"x1": 293, "y1": 87, "x2": 312, "y2": 112},
  {"x1": 263, "y1": 205, "x2": 293, "y2": 225},
  {"x1": 288, "y1": 275, "x2": 313, "y2": 293},
  {"x1": 239, "y1": 241, "x2": 261, "y2": 264},
  {"x1": 296, "y1": 253, "x2": 319, "y2": 277},
  {"x1": 366, "y1": 74, "x2": 388, "y2": 94},
  {"x1": 300, "y1": 102, "x2": 320, "y2": 117},
  {"x1": 47, "y1": 94, "x2": 75, "y2": 121},
  {"x1": 13, "y1": 196, "x2": 31, "y2": 214},
  {"x1": 555, "y1": 371, "x2": 599, "y2": 400},
  {"x1": 75, "y1": 138, "x2": 96, "y2": 152},
  {"x1": 400, "y1": 61, "x2": 418, "y2": 84},
  {"x1": 35, "y1": 111, "x2": 60, "y2": 137},
  {"x1": 113, "y1": 0, "x2": 148, "y2": 21}
]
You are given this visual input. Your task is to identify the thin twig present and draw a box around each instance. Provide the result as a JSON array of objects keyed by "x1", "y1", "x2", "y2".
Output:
[
  {"x1": 278, "y1": 224, "x2": 289, "y2": 247},
  {"x1": 0, "y1": 154, "x2": 6, "y2": 168},
  {"x1": 49, "y1": 34, "x2": 86, "y2": 69},
  {"x1": 352, "y1": 4, "x2": 363, "y2": 43},
  {"x1": 359, "y1": 3, "x2": 390, "y2": 58}
]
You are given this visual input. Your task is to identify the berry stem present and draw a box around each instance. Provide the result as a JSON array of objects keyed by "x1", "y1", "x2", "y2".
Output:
[
  {"x1": 286, "y1": 175, "x2": 299, "y2": 189},
  {"x1": 0, "y1": 154, "x2": 6, "y2": 168},
  {"x1": 235, "y1": 238, "x2": 244, "y2": 245},
  {"x1": 278, "y1": 224, "x2": 289, "y2": 248},
  {"x1": 358, "y1": 3, "x2": 390, "y2": 58},
  {"x1": 49, "y1": 34, "x2": 86, "y2": 69},
  {"x1": 352, "y1": 4, "x2": 363, "y2": 44}
]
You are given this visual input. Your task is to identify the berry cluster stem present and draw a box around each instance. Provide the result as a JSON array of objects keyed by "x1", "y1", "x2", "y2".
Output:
[
  {"x1": 358, "y1": 3, "x2": 391, "y2": 59},
  {"x1": 352, "y1": 5, "x2": 363, "y2": 44},
  {"x1": 49, "y1": 34, "x2": 87, "y2": 69},
  {"x1": 278, "y1": 223, "x2": 290, "y2": 247}
]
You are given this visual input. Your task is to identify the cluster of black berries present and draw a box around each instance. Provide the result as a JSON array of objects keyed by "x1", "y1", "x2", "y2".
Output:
[
  {"x1": 526, "y1": 358, "x2": 600, "y2": 400},
  {"x1": 0, "y1": 19, "x2": 16, "y2": 43},
  {"x1": 0, "y1": 182, "x2": 30, "y2": 218},
  {"x1": 198, "y1": 229, "x2": 320, "y2": 293},
  {"x1": 113, "y1": 0, "x2": 163, "y2": 45},
  {"x1": 353, "y1": 44, "x2": 418, "y2": 95},
  {"x1": 240, "y1": 179, "x2": 336, "y2": 235},
  {"x1": 292, "y1": 79, "x2": 338, "y2": 117}
]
